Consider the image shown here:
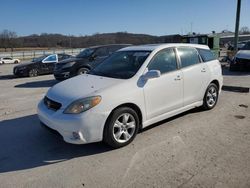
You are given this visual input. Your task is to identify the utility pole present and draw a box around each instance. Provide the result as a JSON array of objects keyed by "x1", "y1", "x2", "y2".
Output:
[{"x1": 234, "y1": 0, "x2": 241, "y2": 52}]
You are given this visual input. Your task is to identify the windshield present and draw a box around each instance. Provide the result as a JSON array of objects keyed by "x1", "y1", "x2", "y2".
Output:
[
  {"x1": 32, "y1": 55, "x2": 48, "y2": 62},
  {"x1": 76, "y1": 48, "x2": 95, "y2": 58},
  {"x1": 89, "y1": 51, "x2": 151, "y2": 79}
]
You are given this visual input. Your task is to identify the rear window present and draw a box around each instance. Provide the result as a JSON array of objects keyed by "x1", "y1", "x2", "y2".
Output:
[
  {"x1": 177, "y1": 47, "x2": 200, "y2": 68},
  {"x1": 198, "y1": 49, "x2": 216, "y2": 62}
]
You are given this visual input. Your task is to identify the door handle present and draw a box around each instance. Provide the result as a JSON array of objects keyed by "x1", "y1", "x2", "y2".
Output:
[
  {"x1": 201, "y1": 68, "x2": 206, "y2": 72},
  {"x1": 174, "y1": 75, "x2": 181, "y2": 81}
]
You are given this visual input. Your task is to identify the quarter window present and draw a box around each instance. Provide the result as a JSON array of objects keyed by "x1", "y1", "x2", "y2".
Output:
[
  {"x1": 44, "y1": 55, "x2": 57, "y2": 62},
  {"x1": 177, "y1": 47, "x2": 200, "y2": 68},
  {"x1": 198, "y1": 49, "x2": 216, "y2": 62},
  {"x1": 148, "y1": 48, "x2": 177, "y2": 74}
]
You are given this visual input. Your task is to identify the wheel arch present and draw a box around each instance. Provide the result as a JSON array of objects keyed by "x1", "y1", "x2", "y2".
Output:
[
  {"x1": 103, "y1": 103, "x2": 143, "y2": 137},
  {"x1": 77, "y1": 64, "x2": 91, "y2": 71},
  {"x1": 210, "y1": 79, "x2": 220, "y2": 89}
]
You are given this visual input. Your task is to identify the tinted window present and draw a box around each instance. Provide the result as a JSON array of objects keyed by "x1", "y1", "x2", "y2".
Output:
[
  {"x1": 90, "y1": 51, "x2": 150, "y2": 79},
  {"x1": 177, "y1": 47, "x2": 200, "y2": 68},
  {"x1": 94, "y1": 47, "x2": 108, "y2": 57},
  {"x1": 148, "y1": 48, "x2": 177, "y2": 74},
  {"x1": 76, "y1": 48, "x2": 94, "y2": 58},
  {"x1": 108, "y1": 46, "x2": 123, "y2": 55},
  {"x1": 58, "y1": 54, "x2": 70, "y2": 61},
  {"x1": 198, "y1": 49, "x2": 216, "y2": 62}
]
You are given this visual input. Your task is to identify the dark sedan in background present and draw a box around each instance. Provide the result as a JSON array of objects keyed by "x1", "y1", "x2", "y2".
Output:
[
  {"x1": 13, "y1": 53, "x2": 72, "y2": 77},
  {"x1": 53, "y1": 44, "x2": 131, "y2": 80},
  {"x1": 230, "y1": 41, "x2": 250, "y2": 71}
]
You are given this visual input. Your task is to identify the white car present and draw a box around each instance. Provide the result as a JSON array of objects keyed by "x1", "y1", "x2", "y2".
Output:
[
  {"x1": 38, "y1": 44, "x2": 223, "y2": 148},
  {"x1": 0, "y1": 57, "x2": 20, "y2": 64}
]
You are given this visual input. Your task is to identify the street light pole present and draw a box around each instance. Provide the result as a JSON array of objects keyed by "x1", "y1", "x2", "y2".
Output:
[{"x1": 234, "y1": 0, "x2": 241, "y2": 52}]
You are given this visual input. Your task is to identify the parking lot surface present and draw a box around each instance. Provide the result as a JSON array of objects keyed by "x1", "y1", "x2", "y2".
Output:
[{"x1": 0, "y1": 64, "x2": 250, "y2": 188}]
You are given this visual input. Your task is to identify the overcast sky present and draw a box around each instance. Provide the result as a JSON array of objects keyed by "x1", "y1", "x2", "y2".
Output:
[{"x1": 0, "y1": 0, "x2": 249, "y2": 36}]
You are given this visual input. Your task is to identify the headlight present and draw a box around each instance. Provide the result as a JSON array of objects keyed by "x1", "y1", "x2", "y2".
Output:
[
  {"x1": 63, "y1": 96, "x2": 101, "y2": 114},
  {"x1": 62, "y1": 62, "x2": 76, "y2": 69}
]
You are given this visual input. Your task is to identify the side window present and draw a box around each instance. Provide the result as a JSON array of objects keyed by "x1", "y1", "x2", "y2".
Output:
[
  {"x1": 108, "y1": 46, "x2": 122, "y2": 55},
  {"x1": 177, "y1": 47, "x2": 200, "y2": 68},
  {"x1": 198, "y1": 49, "x2": 216, "y2": 62},
  {"x1": 148, "y1": 48, "x2": 178, "y2": 74},
  {"x1": 58, "y1": 54, "x2": 68, "y2": 61},
  {"x1": 94, "y1": 47, "x2": 108, "y2": 57},
  {"x1": 44, "y1": 55, "x2": 57, "y2": 63}
]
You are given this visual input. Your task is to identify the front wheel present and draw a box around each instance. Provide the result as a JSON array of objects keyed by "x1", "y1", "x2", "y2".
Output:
[
  {"x1": 202, "y1": 83, "x2": 219, "y2": 110},
  {"x1": 103, "y1": 107, "x2": 139, "y2": 148},
  {"x1": 28, "y1": 69, "x2": 38, "y2": 77},
  {"x1": 77, "y1": 67, "x2": 89, "y2": 75}
]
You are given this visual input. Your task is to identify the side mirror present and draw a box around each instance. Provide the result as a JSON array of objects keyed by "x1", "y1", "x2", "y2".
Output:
[{"x1": 143, "y1": 70, "x2": 161, "y2": 80}]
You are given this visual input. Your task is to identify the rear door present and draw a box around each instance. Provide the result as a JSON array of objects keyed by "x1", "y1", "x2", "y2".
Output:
[
  {"x1": 143, "y1": 48, "x2": 183, "y2": 119},
  {"x1": 176, "y1": 47, "x2": 210, "y2": 106}
]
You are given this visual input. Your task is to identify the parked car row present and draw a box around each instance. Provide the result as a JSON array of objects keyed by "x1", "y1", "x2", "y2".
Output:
[
  {"x1": 12, "y1": 44, "x2": 130, "y2": 78},
  {"x1": 54, "y1": 44, "x2": 130, "y2": 80},
  {"x1": 37, "y1": 43, "x2": 223, "y2": 148}
]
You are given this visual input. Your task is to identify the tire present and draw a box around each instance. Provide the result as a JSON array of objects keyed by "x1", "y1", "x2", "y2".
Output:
[
  {"x1": 2, "y1": 61, "x2": 5, "y2": 64},
  {"x1": 77, "y1": 67, "x2": 89, "y2": 75},
  {"x1": 28, "y1": 69, "x2": 38, "y2": 77},
  {"x1": 201, "y1": 83, "x2": 219, "y2": 110},
  {"x1": 14, "y1": 60, "x2": 18, "y2": 64},
  {"x1": 103, "y1": 107, "x2": 139, "y2": 148}
]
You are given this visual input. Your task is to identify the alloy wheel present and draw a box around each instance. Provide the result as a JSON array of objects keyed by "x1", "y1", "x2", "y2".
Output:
[
  {"x1": 206, "y1": 86, "x2": 217, "y2": 108},
  {"x1": 112, "y1": 113, "x2": 136, "y2": 143}
]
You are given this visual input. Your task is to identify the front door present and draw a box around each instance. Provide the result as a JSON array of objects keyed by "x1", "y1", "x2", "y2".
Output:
[
  {"x1": 41, "y1": 54, "x2": 57, "y2": 74},
  {"x1": 143, "y1": 48, "x2": 183, "y2": 120}
]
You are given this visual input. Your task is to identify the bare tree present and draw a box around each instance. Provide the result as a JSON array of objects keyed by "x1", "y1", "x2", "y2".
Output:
[
  {"x1": 239, "y1": 26, "x2": 250, "y2": 34},
  {"x1": 0, "y1": 29, "x2": 18, "y2": 51}
]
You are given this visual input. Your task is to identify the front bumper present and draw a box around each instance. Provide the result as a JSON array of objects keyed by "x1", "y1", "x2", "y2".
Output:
[
  {"x1": 37, "y1": 100, "x2": 107, "y2": 144},
  {"x1": 232, "y1": 58, "x2": 250, "y2": 71},
  {"x1": 13, "y1": 68, "x2": 28, "y2": 77},
  {"x1": 54, "y1": 71, "x2": 70, "y2": 80}
]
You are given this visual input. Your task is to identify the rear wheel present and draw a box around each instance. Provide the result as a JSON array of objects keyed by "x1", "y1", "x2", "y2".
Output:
[
  {"x1": 202, "y1": 83, "x2": 219, "y2": 110},
  {"x1": 103, "y1": 107, "x2": 139, "y2": 148},
  {"x1": 77, "y1": 67, "x2": 89, "y2": 75},
  {"x1": 14, "y1": 60, "x2": 18, "y2": 64},
  {"x1": 28, "y1": 69, "x2": 38, "y2": 77}
]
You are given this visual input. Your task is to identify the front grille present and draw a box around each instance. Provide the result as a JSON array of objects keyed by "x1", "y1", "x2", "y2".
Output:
[{"x1": 44, "y1": 96, "x2": 62, "y2": 111}]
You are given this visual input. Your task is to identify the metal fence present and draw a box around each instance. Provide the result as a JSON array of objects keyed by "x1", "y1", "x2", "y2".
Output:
[{"x1": 0, "y1": 48, "x2": 84, "y2": 60}]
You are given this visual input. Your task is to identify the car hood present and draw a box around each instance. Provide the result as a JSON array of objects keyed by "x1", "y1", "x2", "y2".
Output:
[
  {"x1": 235, "y1": 50, "x2": 250, "y2": 60},
  {"x1": 46, "y1": 74, "x2": 123, "y2": 108}
]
